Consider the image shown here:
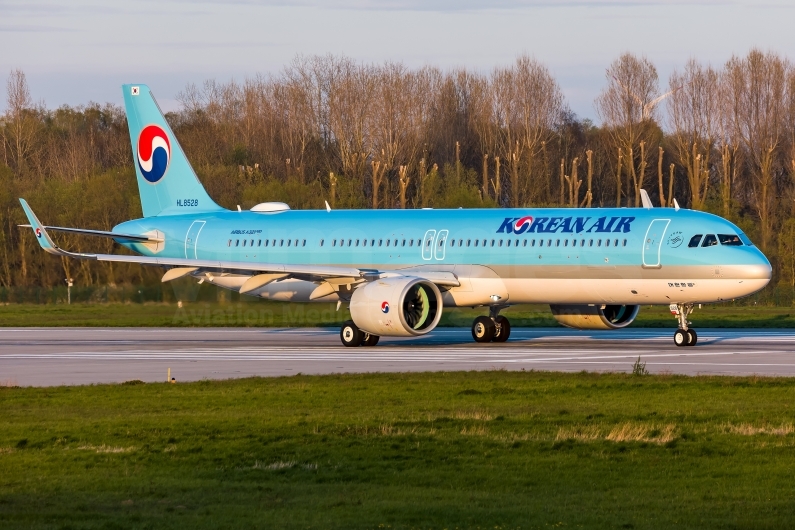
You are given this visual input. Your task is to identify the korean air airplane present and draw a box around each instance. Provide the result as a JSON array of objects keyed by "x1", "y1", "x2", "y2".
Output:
[{"x1": 20, "y1": 84, "x2": 772, "y2": 347}]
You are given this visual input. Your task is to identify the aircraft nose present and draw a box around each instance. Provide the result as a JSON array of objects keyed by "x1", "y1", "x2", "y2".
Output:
[{"x1": 746, "y1": 247, "x2": 772, "y2": 282}]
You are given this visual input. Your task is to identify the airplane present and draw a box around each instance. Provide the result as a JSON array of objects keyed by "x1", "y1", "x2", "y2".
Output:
[{"x1": 19, "y1": 84, "x2": 771, "y2": 347}]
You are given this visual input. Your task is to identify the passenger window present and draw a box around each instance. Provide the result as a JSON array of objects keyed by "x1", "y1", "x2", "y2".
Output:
[
  {"x1": 408, "y1": 239, "x2": 413, "y2": 247},
  {"x1": 605, "y1": 239, "x2": 610, "y2": 247},
  {"x1": 372, "y1": 239, "x2": 376, "y2": 246},
  {"x1": 280, "y1": 240, "x2": 284, "y2": 247},
  {"x1": 451, "y1": 240, "x2": 455, "y2": 247},
  {"x1": 539, "y1": 240, "x2": 544, "y2": 247},
  {"x1": 236, "y1": 240, "x2": 240, "y2": 247},
  {"x1": 287, "y1": 240, "x2": 291, "y2": 247},
  {"x1": 320, "y1": 239, "x2": 324, "y2": 247},
  {"x1": 555, "y1": 240, "x2": 560, "y2": 247},
  {"x1": 379, "y1": 239, "x2": 383, "y2": 246},
  {"x1": 523, "y1": 240, "x2": 527, "y2": 247},
  {"x1": 467, "y1": 240, "x2": 471, "y2": 247},
  {"x1": 349, "y1": 239, "x2": 353, "y2": 247},
  {"x1": 532, "y1": 240, "x2": 536, "y2": 247},
  {"x1": 227, "y1": 239, "x2": 231, "y2": 247},
  {"x1": 474, "y1": 240, "x2": 479, "y2": 247},
  {"x1": 597, "y1": 239, "x2": 602, "y2": 247},
  {"x1": 265, "y1": 240, "x2": 270, "y2": 247},
  {"x1": 258, "y1": 240, "x2": 262, "y2": 247},
  {"x1": 688, "y1": 234, "x2": 703, "y2": 247},
  {"x1": 402, "y1": 239, "x2": 406, "y2": 246},
  {"x1": 491, "y1": 240, "x2": 495, "y2": 247},
  {"x1": 718, "y1": 234, "x2": 743, "y2": 246},
  {"x1": 581, "y1": 239, "x2": 585, "y2": 247},
  {"x1": 614, "y1": 239, "x2": 618, "y2": 247},
  {"x1": 623, "y1": 239, "x2": 627, "y2": 246},
  {"x1": 702, "y1": 234, "x2": 718, "y2": 247},
  {"x1": 251, "y1": 239, "x2": 254, "y2": 246},
  {"x1": 589, "y1": 239, "x2": 593, "y2": 247},
  {"x1": 302, "y1": 240, "x2": 306, "y2": 247},
  {"x1": 394, "y1": 240, "x2": 398, "y2": 246},
  {"x1": 547, "y1": 239, "x2": 552, "y2": 247},
  {"x1": 387, "y1": 240, "x2": 391, "y2": 247},
  {"x1": 498, "y1": 240, "x2": 503, "y2": 247},
  {"x1": 564, "y1": 239, "x2": 569, "y2": 247},
  {"x1": 243, "y1": 240, "x2": 247, "y2": 247}
]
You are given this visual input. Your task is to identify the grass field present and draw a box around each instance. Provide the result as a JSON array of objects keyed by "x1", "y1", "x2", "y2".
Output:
[
  {"x1": 1, "y1": 300, "x2": 795, "y2": 328},
  {"x1": 2, "y1": 371, "x2": 795, "y2": 528}
]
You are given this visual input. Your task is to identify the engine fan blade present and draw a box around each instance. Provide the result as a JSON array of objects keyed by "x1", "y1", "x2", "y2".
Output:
[{"x1": 404, "y1": 285, "x2": 430, "y2": 330}]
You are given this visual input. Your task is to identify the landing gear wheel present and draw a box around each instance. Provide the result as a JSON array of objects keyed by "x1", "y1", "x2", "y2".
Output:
[
  {"x1": 492, "y1": 315, "x2": 511, "y2": 343},
  {"x1": 687, "y1": 329, "x2": 698, "y2": 346},
  {"x1": 340, "y1": 320, "x2": 363, "y2": 347},
  {"x1": 361, "y1": 333, "x2": 380, "y2": 347},
  {"x1": 472, "y1": 316, "x2": 496, "y2": 343},
  {"x1": 674, "y1": 329, "x2": 688, "y2": 347}
]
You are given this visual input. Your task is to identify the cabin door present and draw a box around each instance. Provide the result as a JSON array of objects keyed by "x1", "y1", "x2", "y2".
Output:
[
  {"x1": 185, "y1": 220, "x2": 206, "y2": 259},
  {"x1": 642, "y1": 219, "x2": 670, "y2": 268}
]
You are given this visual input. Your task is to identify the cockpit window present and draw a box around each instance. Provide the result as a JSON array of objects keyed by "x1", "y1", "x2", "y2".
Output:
[
  {"x1": 718, "y1": 234, "x2": 743, "y2": 246},
  {"x1": 701, "y1": 234, "x2": 718, "y2": 247},
  {"x1": 688, "y1": 235, "x2": 703, "y2": 248},
  {"x1": 738, "y1": 231, "x2": 754, "y2": 246}
]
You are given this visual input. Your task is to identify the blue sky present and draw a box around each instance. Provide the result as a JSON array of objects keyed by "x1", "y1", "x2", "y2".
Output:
[{"x1": 1, "y1": 0, "x2": 793, "y2": 120}]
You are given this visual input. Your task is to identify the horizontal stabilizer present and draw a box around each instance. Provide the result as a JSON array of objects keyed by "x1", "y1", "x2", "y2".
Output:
[{"x1": 18, "y1": 224, "x2": 164, "y2": 243}]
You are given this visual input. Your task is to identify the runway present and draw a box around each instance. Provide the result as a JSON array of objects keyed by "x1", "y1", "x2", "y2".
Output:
[{"x1": 2, "y1": 327, "x2": 795, "y2": 386}]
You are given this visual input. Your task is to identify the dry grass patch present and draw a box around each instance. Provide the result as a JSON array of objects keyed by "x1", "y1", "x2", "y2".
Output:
[
  {"x1": 453, "y1": 409, "x2": 494, "y2": 421},
  {"x1": 460, "y1": 426, "x2": 488, "y2": 436},
  {"x1": 555, "y1": 423, "x2": 677, "y2": 444},
  {"x1": 77, "y1": 444, "x2": 136, "y2": 453},
  {"x1": 723, "y1": 423, "x2": 795, "y2": 436}
]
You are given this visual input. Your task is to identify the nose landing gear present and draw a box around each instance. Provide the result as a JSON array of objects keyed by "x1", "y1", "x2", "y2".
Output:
[{"x1": 672, "y1": 303, "x2": 698, "y2": 347}]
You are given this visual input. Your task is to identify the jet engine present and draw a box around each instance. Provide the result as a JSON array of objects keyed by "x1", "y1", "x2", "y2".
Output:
[
  {"x1": 550, "y1": 304, "x2": 639, "y2": 330},
  {"x1": 350, "y1": 277, "x2": 442, "y2": 337}
]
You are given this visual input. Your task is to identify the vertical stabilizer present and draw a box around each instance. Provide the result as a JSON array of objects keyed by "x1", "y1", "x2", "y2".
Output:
[{"x1": 122, "y1": 84, "x2": 224, "y2": 217}]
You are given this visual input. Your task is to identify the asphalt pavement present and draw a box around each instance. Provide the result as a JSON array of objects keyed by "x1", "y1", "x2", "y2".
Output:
[{"x1": 2, "y1": 327, "x2": 794, "y2": 386}]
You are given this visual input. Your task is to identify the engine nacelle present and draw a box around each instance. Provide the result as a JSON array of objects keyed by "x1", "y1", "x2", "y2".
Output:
[
  {"x1": 550, "y1": 304, "x2": 639, "y2": 330},
  {"x1": 350, "y1": 277, "x2": 442, "y2": 337}
]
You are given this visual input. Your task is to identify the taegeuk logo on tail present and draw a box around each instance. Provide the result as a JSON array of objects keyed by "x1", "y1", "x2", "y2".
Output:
[{"x1": 137, "y1": 124, "x2": 171, "y2": 183}]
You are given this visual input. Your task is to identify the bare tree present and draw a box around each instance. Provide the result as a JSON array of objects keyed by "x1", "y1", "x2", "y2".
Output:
[
  {"x1": 2, "y1": 69, "x2": 42, "y2": 175},
  {"x1": 491, "y1": 55, "x2": 565, "y2": 207},
  {"x1": 596, "y1": 53, "x2": 661, "y2": 206},
  {"x1": 724, "y1": 50, "x2": 789, "y2": 250},
  {"x1": 667, "y1": 59, "x2": 720, "y2": 210}
]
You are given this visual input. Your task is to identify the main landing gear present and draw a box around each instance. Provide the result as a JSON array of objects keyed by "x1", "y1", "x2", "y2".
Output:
[
  {"x1": 340, "y1": 320, "x2": 380, "y2": 347},
  {"x1": 471, "y1": 308, "x2": 511, "y2": 343},
  {"x1": 672, "y1": 303, "x2": 698, "y2": 347}
]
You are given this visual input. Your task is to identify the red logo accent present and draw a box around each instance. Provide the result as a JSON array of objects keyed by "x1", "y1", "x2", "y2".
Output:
[
  {"x1": 35, "y1": 228, "x2": 42, "y2": 239},
  {"x1": 381, "y1": 301, "x2": 390, "y2": 313},
  {"x1": 514, "y1": 216, "x2": 534, "y2": 232}
]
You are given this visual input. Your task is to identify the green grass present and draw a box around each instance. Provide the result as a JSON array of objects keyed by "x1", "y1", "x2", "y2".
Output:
[
  {"x1": 3, "y1": 372, "x2": 795, "y2": 528},
  {"x1": 1, "y1": 301, "x2": 795, "y2": 328}
]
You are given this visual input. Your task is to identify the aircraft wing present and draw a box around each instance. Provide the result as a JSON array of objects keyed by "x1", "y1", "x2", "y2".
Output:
[{"x1": 19, "y1": 199, "x2": 459, "y2": 288}]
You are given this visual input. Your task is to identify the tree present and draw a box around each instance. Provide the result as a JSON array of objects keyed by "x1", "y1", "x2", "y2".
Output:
[
  {"x1": 596, "y1": 53, "x2": 662, "y2": 207},
  {"x1": 667, "y1": 59, "x2": 719, "y2": 211},
  {"x1": 724, "y1": 50, "x2": 789, "y2": 251}
]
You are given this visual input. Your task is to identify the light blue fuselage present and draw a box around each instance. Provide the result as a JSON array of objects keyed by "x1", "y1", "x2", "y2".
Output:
[{"x1": 116, "y1": 206, "x2": 771, "y2": 307}]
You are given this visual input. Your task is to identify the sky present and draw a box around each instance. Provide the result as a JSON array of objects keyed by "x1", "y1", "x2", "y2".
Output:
[{"x1": 1, "y1": 0, "x2": 794, "y2": 121}]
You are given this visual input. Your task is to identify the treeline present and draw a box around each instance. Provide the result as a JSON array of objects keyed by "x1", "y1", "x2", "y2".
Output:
[{"x1": 2, "y1": 50, "x2": 795, "y2": 292}]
